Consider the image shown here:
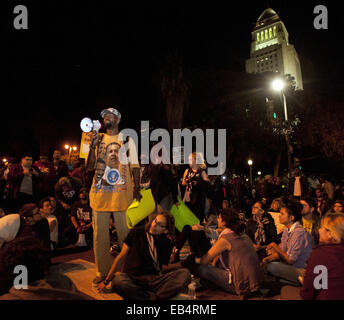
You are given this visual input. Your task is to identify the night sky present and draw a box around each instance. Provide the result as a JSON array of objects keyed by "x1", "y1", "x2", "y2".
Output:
[{"x1": 1, "y1": 0, "x2": 342, "y2": 160}]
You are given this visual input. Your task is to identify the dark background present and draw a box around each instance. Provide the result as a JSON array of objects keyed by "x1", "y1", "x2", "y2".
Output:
[{"x1": 1, "y1": 1, "x2": 342, "y2": 165}]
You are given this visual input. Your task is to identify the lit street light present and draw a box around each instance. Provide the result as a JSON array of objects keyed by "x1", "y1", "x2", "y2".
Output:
[
  {"x1": 271, "y1": 78, "x2": 288, "y2": 121},
  {"x1": 248, "y1": 159, "x2": 253, "y2": 186},
  {"x1": 272, "y1": 78, "x2": 292, "y2": 174},
  {"x1": 258, "y1": 171, "x2": 262, "y2": 176},
  {"x1": 64, "y1": 144, "x2": 78, "y2": 159}
]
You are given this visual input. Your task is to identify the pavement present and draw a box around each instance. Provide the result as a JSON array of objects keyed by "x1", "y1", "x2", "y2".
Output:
[{"x1": 50, "y1": 244, "x2": 300, "y2": 300}]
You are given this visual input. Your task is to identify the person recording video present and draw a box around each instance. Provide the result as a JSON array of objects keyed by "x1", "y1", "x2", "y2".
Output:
[{"x1": 7, "y1": 153, "x2": 42, "y2": 211}]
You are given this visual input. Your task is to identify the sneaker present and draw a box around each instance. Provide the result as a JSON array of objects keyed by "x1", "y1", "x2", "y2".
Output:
[{"x1": 92, "y1": 276, "x2": 106, "y2": 287}]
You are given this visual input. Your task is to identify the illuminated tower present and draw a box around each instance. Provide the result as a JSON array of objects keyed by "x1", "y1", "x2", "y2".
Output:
[{"x1": 245, "y1": 8, "x2": 303, "y2": 90}]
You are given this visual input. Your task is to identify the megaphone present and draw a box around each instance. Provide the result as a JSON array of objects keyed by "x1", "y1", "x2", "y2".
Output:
[{"x1": 80, "y1": 118, "x2": 102, "y2": 133}]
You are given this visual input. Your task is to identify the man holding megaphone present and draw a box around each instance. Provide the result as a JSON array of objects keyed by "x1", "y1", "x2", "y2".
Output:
[{"x1": 86, "y1": 107, "x2": 142, "y2": 288}]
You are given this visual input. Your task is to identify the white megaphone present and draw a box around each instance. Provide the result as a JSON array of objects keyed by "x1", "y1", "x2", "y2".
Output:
[{"x1": 80, "y1": 118, "x2": 102, "y2": 133}]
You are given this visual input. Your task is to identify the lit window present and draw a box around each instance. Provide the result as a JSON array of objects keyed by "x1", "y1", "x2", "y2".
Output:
[
  {"x1": 257, "y1": 33, "x2": 260, "y2": 43},
  {"x1": 273, "y1": 26, "x2": 277, "y2": 37},
  {"x1": 261, "y1": 31, "x2": 264, "y2": 41},
  {"x1": 269, "y1": 28, "x2": 272, "y2": 39},
  {"x1": 265, "y1": 29, "x2": 268, "y2": 40}
]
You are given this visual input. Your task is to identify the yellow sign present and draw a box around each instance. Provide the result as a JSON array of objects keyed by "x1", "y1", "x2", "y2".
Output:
[
  {"x1": 79, "y1": 132, "x2": 93, "y2": 159},
  {"x1": 126, "y1": 189, "x2": 156, "y2": 229}
]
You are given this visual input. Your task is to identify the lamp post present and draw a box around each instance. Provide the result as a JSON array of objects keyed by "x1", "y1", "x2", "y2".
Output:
[
  {"x1": 272, "y1": 79, "x2": 288, "y2": 121},
  {"x1": 248, "y1": 159, "x2": 253, "y2": 186},
  {"x1": 272, "y1": 78, "x2": 293, "y2": 175}
]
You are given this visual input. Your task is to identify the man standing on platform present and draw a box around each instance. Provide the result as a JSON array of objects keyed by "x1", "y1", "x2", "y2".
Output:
[{"x1": 87, "y1": 107, "x2": 142, "y2": 287}]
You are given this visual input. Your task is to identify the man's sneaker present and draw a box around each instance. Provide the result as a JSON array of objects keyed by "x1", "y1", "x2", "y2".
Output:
[{"x1": 92, "y1": 276, "x2": 106, "y2": 287}]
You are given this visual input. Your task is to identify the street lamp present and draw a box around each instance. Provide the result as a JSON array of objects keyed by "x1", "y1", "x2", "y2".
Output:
[
  {"x1": 272, "y1": 78, "x2": 292, "y2": 174},
  {"x1": 248, "y1": 159, "x2": 253, "y2": 186},
  {"x1": 258, "y1": 171, "x2": 262, "y2": 176},
  {"x1": 64, "y1": 144, "x2": 78, "y2": 159},
  {"x1": 272, "y1": 78, "x2": 288, "y2": 121}
]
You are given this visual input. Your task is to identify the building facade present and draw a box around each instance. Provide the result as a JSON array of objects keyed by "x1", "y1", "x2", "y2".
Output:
[{"x1": 245, "y1": 8, "x2": 303, "y2": 90}]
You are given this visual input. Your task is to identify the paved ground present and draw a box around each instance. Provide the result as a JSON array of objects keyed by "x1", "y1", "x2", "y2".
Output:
[{"x1": 51, "y1": 244, "x2": 299, "y2": 300}]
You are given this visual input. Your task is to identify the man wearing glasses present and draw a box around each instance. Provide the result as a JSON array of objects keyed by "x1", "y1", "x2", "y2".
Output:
[{"x1": 96, "y1": 211, "x2": 191, "y2": 299}]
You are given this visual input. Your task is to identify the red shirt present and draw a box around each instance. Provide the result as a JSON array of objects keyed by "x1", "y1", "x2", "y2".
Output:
[{"x1": 300, "y1": 243, "x2": 344, "y2": 300}]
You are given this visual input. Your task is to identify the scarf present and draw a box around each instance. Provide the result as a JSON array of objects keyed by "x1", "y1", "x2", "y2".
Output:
[
  {"x1": 146, "y1": 232, "x2": 160, "y2": 273},
  {"x1": 252, "y1": 214, "x2": 270, "y2": 245}
]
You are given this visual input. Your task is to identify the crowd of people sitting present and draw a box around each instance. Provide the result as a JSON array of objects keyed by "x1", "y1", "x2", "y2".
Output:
[
  {"x1": 0, "y1": 150, "x2": 96, "y2": 252},
  {"x1": 1, "y1": 149, "x2": 344, "y2": 300}
]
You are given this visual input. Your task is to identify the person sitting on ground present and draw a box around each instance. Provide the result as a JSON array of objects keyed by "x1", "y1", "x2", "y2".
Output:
[
  {"x1": 71, "y1": 187, "x2": 93, "y2": 247},
  {"x1": 268, "y1": 198, "x2": 282, "y2": 212},
  {"x1": 54, "y1": 177, "x2": 83, "y2": 246},
  {"x1": 169, "y1": 200, "x2": 222, "y2": 263},
  {"x1": 184, "y1": 208, "x2": 263, "y2": 299},
  {"x1": 38, "y1": 197, "x2": 58, "y2": 251},
  {"x1": 300, "y1": 213, "x2": 344, "y2": 300},
  {"x1": 300, "y1": 197, "x2": 321, "y2": 245},
  {"x1": 0, "y1": 236, "x2": 94, "y2": 299},
  {"x1": 54, "y1": 176, "x2": 83, "y2": 211},
  {"x1": 96, "y1": 211, "x2": 191, "y2": 300},
  {"x1": 262, "y1": 202, "x2": 313, "y2": 285},
  {"x1": 330, "y1": 200, "x2": 344, "y2": 214},
  {"x1": 246, "y1": 201, "x2": 278, "y2": 261},
  {"x1": 315, "y1": 188, "x2": 331, "y2": 216},
  {"x1": 267, "y1": 197, "x2": 286, "y2": 236},
  {"x1": 0, "y1": 203, "x2": 50, "y2": 251}
]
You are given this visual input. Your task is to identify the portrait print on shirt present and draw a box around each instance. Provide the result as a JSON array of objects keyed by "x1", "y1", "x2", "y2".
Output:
[
  {"x1": 93, "y1": 138, "x2": 126, "y2": 189},
  {"x1": 89, "y1": 133, "x2": 140, "y2": 212}
]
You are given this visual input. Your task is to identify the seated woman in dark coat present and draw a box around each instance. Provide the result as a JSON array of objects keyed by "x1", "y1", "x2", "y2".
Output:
[{"x1": 246, "y1": 201, "x2": 278, "y2": 261}]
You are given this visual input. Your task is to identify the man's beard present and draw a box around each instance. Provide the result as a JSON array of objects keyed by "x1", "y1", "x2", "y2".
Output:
[{"x1": 104, "y1": 121, "x2": 115, "y2": 129}]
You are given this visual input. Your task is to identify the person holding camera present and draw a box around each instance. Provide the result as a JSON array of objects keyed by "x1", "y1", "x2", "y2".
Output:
[{"x1": 7, "y1": 153, "x2": 42, "y2": 211}]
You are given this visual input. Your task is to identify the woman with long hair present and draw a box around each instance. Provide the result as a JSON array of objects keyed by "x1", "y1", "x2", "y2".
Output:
[{"x1": 185, "y1": 208, "x2": 263, "y2": 298}]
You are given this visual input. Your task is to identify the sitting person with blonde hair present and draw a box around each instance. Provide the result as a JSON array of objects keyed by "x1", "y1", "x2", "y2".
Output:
[{"x1": 300, "y1": 213, "x2": 344, "y2": 300}]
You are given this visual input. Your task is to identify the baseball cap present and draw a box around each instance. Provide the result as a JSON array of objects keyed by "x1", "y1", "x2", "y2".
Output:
[{"x1": 100, "y1": 108, "x2": 121, "y2": 121}]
